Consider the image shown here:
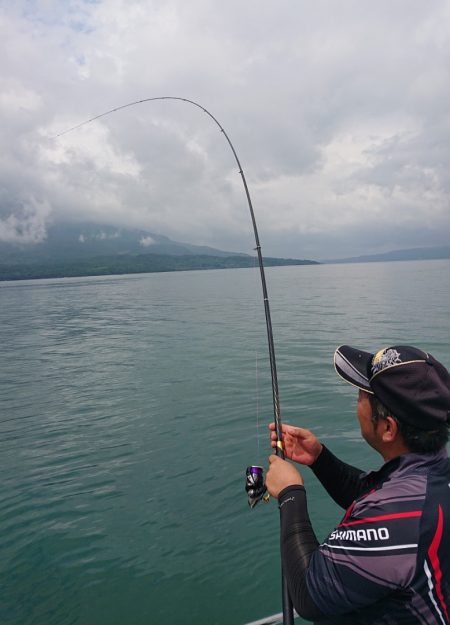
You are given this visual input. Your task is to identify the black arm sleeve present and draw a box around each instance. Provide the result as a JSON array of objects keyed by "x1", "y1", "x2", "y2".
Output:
[
  {"x1": 278, "y1": 485, "x2": 326, "y2": 622},
  {"x1": 310, "y1": 445, "x2": 366, "y2": 509}
]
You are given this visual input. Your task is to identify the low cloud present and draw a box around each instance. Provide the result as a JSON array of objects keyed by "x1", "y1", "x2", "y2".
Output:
[
  {"x1": 78, "y1": 230, "x2": 120, "y2": 243},
  {"x1": 0, "y1": 198, "x2": 51, "y2": 244},
  {"x1": 140, "y1": 236, "x2": 155, "y2": 247}
]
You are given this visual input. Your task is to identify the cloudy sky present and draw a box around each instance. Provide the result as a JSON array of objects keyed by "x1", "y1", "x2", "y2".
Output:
[{"x1": 1, "y1": 0, "x2": 450, "y2": 259}]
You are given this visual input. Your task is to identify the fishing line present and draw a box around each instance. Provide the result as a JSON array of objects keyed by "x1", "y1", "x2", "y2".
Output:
[{"x1": 54, "y1": 96, "x2": 293, "y2": 625}]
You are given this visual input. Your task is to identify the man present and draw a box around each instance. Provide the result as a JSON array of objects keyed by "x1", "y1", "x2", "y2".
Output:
[{"x1": 266, "y1": 345, "x2": 450, "y2": 624}]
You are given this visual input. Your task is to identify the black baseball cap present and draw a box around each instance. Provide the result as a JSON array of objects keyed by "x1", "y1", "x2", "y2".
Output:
[{"x1": 334, "y1": 345, "x2": 450, "y2": 430}]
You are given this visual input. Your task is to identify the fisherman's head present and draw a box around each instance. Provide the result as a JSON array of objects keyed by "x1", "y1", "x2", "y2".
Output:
[{"x1": 334, "y1": 345, "x2": 450, "y2": 455}]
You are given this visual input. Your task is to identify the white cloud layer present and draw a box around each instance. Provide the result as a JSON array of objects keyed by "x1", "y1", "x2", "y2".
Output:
[
  {"x1": 140, "y1": 235, "x2": 155, "y2": 247},
  {"x1": 1, "y1": 0, "x2": 450, "y2": 258}
]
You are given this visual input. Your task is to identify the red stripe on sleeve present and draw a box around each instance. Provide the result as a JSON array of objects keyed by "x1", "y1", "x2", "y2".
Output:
[{"x1": 428, "y1": 505, "x2": 450, "y2": 623}]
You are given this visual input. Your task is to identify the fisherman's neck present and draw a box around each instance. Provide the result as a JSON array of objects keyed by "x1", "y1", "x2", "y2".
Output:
[{"x1": 379, "y1": 441, "x2": 412, "y2": 463}]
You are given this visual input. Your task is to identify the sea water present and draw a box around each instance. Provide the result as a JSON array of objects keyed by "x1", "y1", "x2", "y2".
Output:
[{"x1": 1, "y1": 260, "x2": 449, "y2": 625}]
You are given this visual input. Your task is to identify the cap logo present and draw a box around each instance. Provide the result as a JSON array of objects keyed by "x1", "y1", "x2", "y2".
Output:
[{"x1": 371, "y1": 348, "x2": 401, "y2": 376}]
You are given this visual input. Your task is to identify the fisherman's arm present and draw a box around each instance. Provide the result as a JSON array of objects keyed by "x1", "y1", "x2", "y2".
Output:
[
  {"x1": 269, "y1": 423, "x2": 366, "y2": 509},
  {"x1": 310, "y1": 445, "x2": 366, "y2": 509},
  {"x1": 278, "y1": 484, "x2": 327, "y2": 621},
  {"x1": 266, "y1": 456, "x2": 326, "y2": 621}
]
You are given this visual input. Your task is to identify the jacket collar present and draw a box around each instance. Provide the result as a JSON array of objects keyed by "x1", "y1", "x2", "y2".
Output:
[{"x1": 361, "y1": 447, "x2": 448, "y2": 483}]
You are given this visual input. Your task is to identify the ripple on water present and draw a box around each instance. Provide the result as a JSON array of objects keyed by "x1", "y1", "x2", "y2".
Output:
[{"x1": 1, "y1": 262, "x2": 449, "y2": 625}]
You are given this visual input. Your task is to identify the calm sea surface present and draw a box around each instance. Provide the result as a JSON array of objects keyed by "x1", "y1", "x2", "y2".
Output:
[{"x1": 1, "y1": 260, "x2": 449, "y2": 625}]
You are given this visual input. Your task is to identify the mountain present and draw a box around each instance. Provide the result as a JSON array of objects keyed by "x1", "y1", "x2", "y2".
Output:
[
  {"x1": 0, "y1": 223, "x2": 248, "y2": 265},
  {"x1": 323, "y1": 245, "x2": 450, "y2": 264},
  {"x1": 0, "y1": 222, "x2": 318, "y2": 281}
]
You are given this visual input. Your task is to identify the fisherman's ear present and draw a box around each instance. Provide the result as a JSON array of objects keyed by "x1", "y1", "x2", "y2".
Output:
[{"x1": 381, "y1": 416, "x2": 399, "y2": 443}]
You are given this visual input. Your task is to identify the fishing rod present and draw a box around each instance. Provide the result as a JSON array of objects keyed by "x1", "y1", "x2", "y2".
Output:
[{"x1": 55, "y1": 96, "x2": 294, "y2": 625}]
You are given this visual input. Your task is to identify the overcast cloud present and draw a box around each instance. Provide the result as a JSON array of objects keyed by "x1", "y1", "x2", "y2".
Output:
[{"x1": 1, "y1": 0, "x2": 450, "y2": 259}]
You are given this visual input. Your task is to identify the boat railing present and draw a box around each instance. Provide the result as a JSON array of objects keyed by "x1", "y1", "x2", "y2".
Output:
[{"x1": 242, "y1": 611, "x2": 300, "y2": 625}]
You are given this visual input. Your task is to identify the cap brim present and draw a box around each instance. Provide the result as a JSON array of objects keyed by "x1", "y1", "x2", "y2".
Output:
[{"x1": 334, "y1": 345, "x2": 373, "y2": 393}]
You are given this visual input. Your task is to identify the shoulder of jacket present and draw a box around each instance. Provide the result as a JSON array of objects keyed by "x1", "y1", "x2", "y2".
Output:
[{"x1": 353, "y1": 471, "x2": 428, "y2": 516}]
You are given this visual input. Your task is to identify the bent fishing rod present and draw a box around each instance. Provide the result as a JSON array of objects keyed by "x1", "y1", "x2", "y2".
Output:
[{"x1": 55, "y1": 97, "x2": 294, "y2": 625}]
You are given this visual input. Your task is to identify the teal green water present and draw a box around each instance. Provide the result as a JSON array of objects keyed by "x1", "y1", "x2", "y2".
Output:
[{"x1": 1, "y1": 260, "x2": 449, "y2": 625}]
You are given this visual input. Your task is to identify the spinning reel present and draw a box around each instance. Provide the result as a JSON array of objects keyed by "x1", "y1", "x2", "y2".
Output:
[{"x1": 245, "y1": 465, "x2": 270, "y2": 508}]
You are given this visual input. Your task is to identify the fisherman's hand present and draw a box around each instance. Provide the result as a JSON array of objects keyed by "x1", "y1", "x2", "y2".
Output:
[
  {"x1": 269, "y1": 423, "x2": 323, "y2": 465},
  {"x1": 265, "y1": 455, "x2": 304, "y2": 498}
]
